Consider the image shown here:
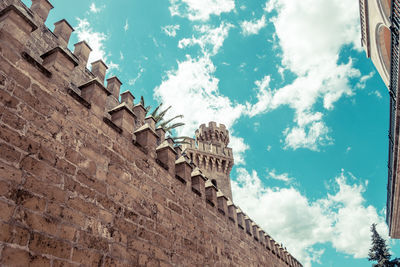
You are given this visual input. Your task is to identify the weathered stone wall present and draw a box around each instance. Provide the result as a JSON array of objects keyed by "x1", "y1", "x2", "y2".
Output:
[{"x1": 0, "y1": 1, "x2": 302, "y2": 266}]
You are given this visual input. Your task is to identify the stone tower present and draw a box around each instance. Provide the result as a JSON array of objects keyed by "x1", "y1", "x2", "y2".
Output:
[{"x1": 182, "y1": 122, "x2": 234, "y2": 200}]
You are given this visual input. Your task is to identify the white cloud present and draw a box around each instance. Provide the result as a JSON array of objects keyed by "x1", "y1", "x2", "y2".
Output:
[
  {"x1": 267, "y1": 169, "x2": 293, "y2": 183},
  {"x1": 178, "y1": 22, "x2": 234, "y2": 56},
  {"x1": 264, "y1": 1, "x2": 275, "y2": 13},
  {"x1": 267, "y1": 145, "x2": 272, "y2": 151},
  {"x1": 156, "y1": 0, "x2": 365, "y2": 158},
  {"x1": 356, "y1": 71, "x2": 375, "y2": 89},
  {"x1": 268, "y1": 0, "x2": 360, "y2": 75},
  {"x1": 120, "y1": 51, "x2": 124, "y2": 60},
  {"x1": 231, "y1": 168, "x2": 388, "y2": 267},
  {"x1": 169, "y1": 0, "x2": 235, "y2": 21},
  {"x1": 370, "y1": 90, "x2": 383, "y2": 99},
  {"x1": 278, "y1": 66, "x2": 285, "y2": 80},
  {"x1": 154, "y1": 55, "x2": 248, "y2": 164},
  {"x1": 243, "y1": 0, "x2": 363, "y2": 150},
  {"x1": 75, "y1": 18, "x2": 119, "y2": 71},
  {"x1": 346, "y1": 146, "x2": 351, "y2": 153},
  {"x1": 245, "y1": 75, "x2": 272, "y2": 117},
  {"x1": 152, "y1": 37, "x2": 159, "y2": 48},
  {"x1": 253, "y1": 121, "x2": 260, "y2": 131},
  {"x1": 89, "y1": 3, "x2": 102, "y2": 13},
  {"x1": 283, "y1": 114, "x2": 333, "y2": 151},
  {"x1": 240, "y1": 15, "x2": 266, "y2": 36},
  {"x1": 230, "y1": 136, "x2": 249, "y2": 165},
  {"x1": 162, "y1": 24, "x2": 180, "y2": 37},
  {"x1": 107, "y1": 61, "x2": 120, "y2": 72},
  {"x1": 124, "y1": 19, "x2": 129, "y2": 32},
  {"x1": 128, "y1": 67, "x2": 144, "y2": 86}
]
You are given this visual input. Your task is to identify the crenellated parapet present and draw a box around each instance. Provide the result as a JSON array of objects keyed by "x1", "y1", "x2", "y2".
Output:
[
  {"x1": 0, "y1": 1, "x2": 301, "y2": 266},
  {"x1": 0, "y1": 0, "x2": 160, "y2": 147},
  {"x1": 196, "y1": 121, "x2": 230, "y2": 147},
  {"x1": 182, "y1": 137, "x2": 233, "y2": 175}
]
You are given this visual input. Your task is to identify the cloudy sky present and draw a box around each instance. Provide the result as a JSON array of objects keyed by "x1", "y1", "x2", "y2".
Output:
[{"x1": 29, "y1": 0, "x2": 400, "y2": 265}]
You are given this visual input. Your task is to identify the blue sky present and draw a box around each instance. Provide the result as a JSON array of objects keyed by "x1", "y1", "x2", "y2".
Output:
[{"x1": 27, "y1": 0, "x2": 400, "y2": 265}]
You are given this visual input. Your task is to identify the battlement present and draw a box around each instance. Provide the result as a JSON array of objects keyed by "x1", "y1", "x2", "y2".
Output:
[
  {"x1": 182, "y1": 137, "x2": 233, "y2": 159},
  {"x1": 196, "y1": 121, "x2": 230, "y2": 147},
  {"x1": 0, "y1": 1, "x2": 301, "y2": 266}
]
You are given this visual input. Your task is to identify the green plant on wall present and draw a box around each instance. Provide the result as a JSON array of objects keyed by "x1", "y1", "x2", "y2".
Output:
[{"x1": 139, "y1": 96, "x2": 189, "y2": 144}]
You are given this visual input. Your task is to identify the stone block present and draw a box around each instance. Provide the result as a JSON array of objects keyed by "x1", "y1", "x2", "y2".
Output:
[
  {"x1": 107, "y1": 76, "x2": 123, "y2": 99},
  {"x1": 252, "y1": 223, "x2": 259, "y2": 241},
  {"x1": 217, "y1": 190, "x2": 228, "y2": 216},
  {"x1": 156, "y1": 140, "x2": 177, "y2": 176},
  {"x1": 155, "y1": 128, "x2": 165, "y2": 145},
  {"x1": 133, "y1": 104, "x2": 146, "y2": 126},
  {"x1": 53, "y1": 19, "x2": 74, "y2": 47},
  {"x1": 29, "y1": 232, "x2": 72, "y2": 259},
  {"x1": 41, "y1": 47, "x2": 78, "y2": 77},
  {"x1": 31, "y1": 0, "x2": 53, "y2": 22},
  {"x1": 0, "y1": 5, "x2": 37, "y2": 48},
  {"x1": 145, "y1": 116, "x2": 156, "y2": 130},
  {"x1": 175, "y1": 156, "x2": 192, "y2": 184},
  {"x1": 191, "y1": 167, "x2": 206, "y2": 198},
  {"x1": 0, "y1": 246, "x2": 50, "y2": 267},
  {"x1": 109, "y1": 103, "x2": 136, "y2": 138},
  {"x1": 205, "y1": 179, "x2": 217, "y2": 208},
  {"x1": 72, "y1": 247, "x2": 103, "y2": 266},
  {"x1": 227, "y1": 200, "x2": 236, "y2": 223},
  {"x1": 79, "y1": 79, "x2": 111, "y2": 116},
  {"x1": 91, "y1": 59, "x2": 108, "y2": 84},
  {"x1": 0, "y1": 200, "x2": 14, "y2": 221},
  {"x1": 236, "y1": 208, "x2": 245, "y2": 230},
  {"x1": 134, "y1": 123, "x2": 158, "y2": 157},
  {"x1": 74, "y1": 40, "x2": 92, "y2": 66},
  {"x1": 121, "y1": 90, "x2": 135, "y2": 107}
]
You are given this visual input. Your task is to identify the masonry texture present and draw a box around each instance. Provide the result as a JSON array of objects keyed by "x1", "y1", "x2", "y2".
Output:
[{"x1": 0, "y1": 0, "x2": 302, "y2": 266}]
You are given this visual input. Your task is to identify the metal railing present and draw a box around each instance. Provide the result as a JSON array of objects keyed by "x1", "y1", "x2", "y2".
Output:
[
  {"x1": 387, "y1": 0, "x2": 400, "y2": 228},
  {"x1": 359, "y1": 0, "x2": 370, "y2": 56}
]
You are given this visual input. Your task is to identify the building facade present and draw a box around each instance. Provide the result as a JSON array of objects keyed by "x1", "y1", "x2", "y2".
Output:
[{"x1": 359, "y1": 0, "x2": 400, "y2": 238}]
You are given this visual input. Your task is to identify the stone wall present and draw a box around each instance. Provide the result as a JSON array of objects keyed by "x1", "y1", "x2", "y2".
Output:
[{"x1": 0, "y1": 1, "x2": 302, "y2": 266}]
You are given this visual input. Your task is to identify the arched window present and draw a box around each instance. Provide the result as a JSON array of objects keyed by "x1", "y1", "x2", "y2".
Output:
[
  {"x1": 377, "y1": 24, "x2": 391, "y2": 76},
  {"x1": 378, "y1": 0, "x2": 391, "y2": 20},
  {"x1": 211, "y1": 179, "x2": 218, "y2": 187}
]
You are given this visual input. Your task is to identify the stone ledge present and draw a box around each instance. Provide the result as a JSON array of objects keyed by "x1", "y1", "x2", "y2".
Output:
[
  {"x1": 103, "y1": 117, "x2": 122, "y2": 134},
  {"x1": 155, "y1": 158, "x2": 169, "y2": 171},
  {"x1": 132, "y1": 139, "x2": 148, "y2": 154},
  {"x1": 21, "y1": 51, "x2": 51, "y2": 78},
  {"x1": 191, "y1": 187, "x2": 201, "y2": 197},
  {"x1": 175, "y1": 174, "x2": 186, "y2": 184},
  {"x1": 206, "y1": 199, "x2": 215, "y2": 207},
  {"x1": 40, "y1": 46, "x2": 79, "y2": 67},
  {"x1": 67, "y1": 87, "x2": 91, "y2": 109},
  {"x1": 108, "y1": 103, "x2": 136, "y2": 118},
  {"x1": 218, "y1": 208, "x2": 225, "y2": 215}
]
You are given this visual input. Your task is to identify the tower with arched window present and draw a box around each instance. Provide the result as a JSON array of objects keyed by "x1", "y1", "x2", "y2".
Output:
[{"x1": 181, "y1": 122, "x2": 234, "y2": 200}]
